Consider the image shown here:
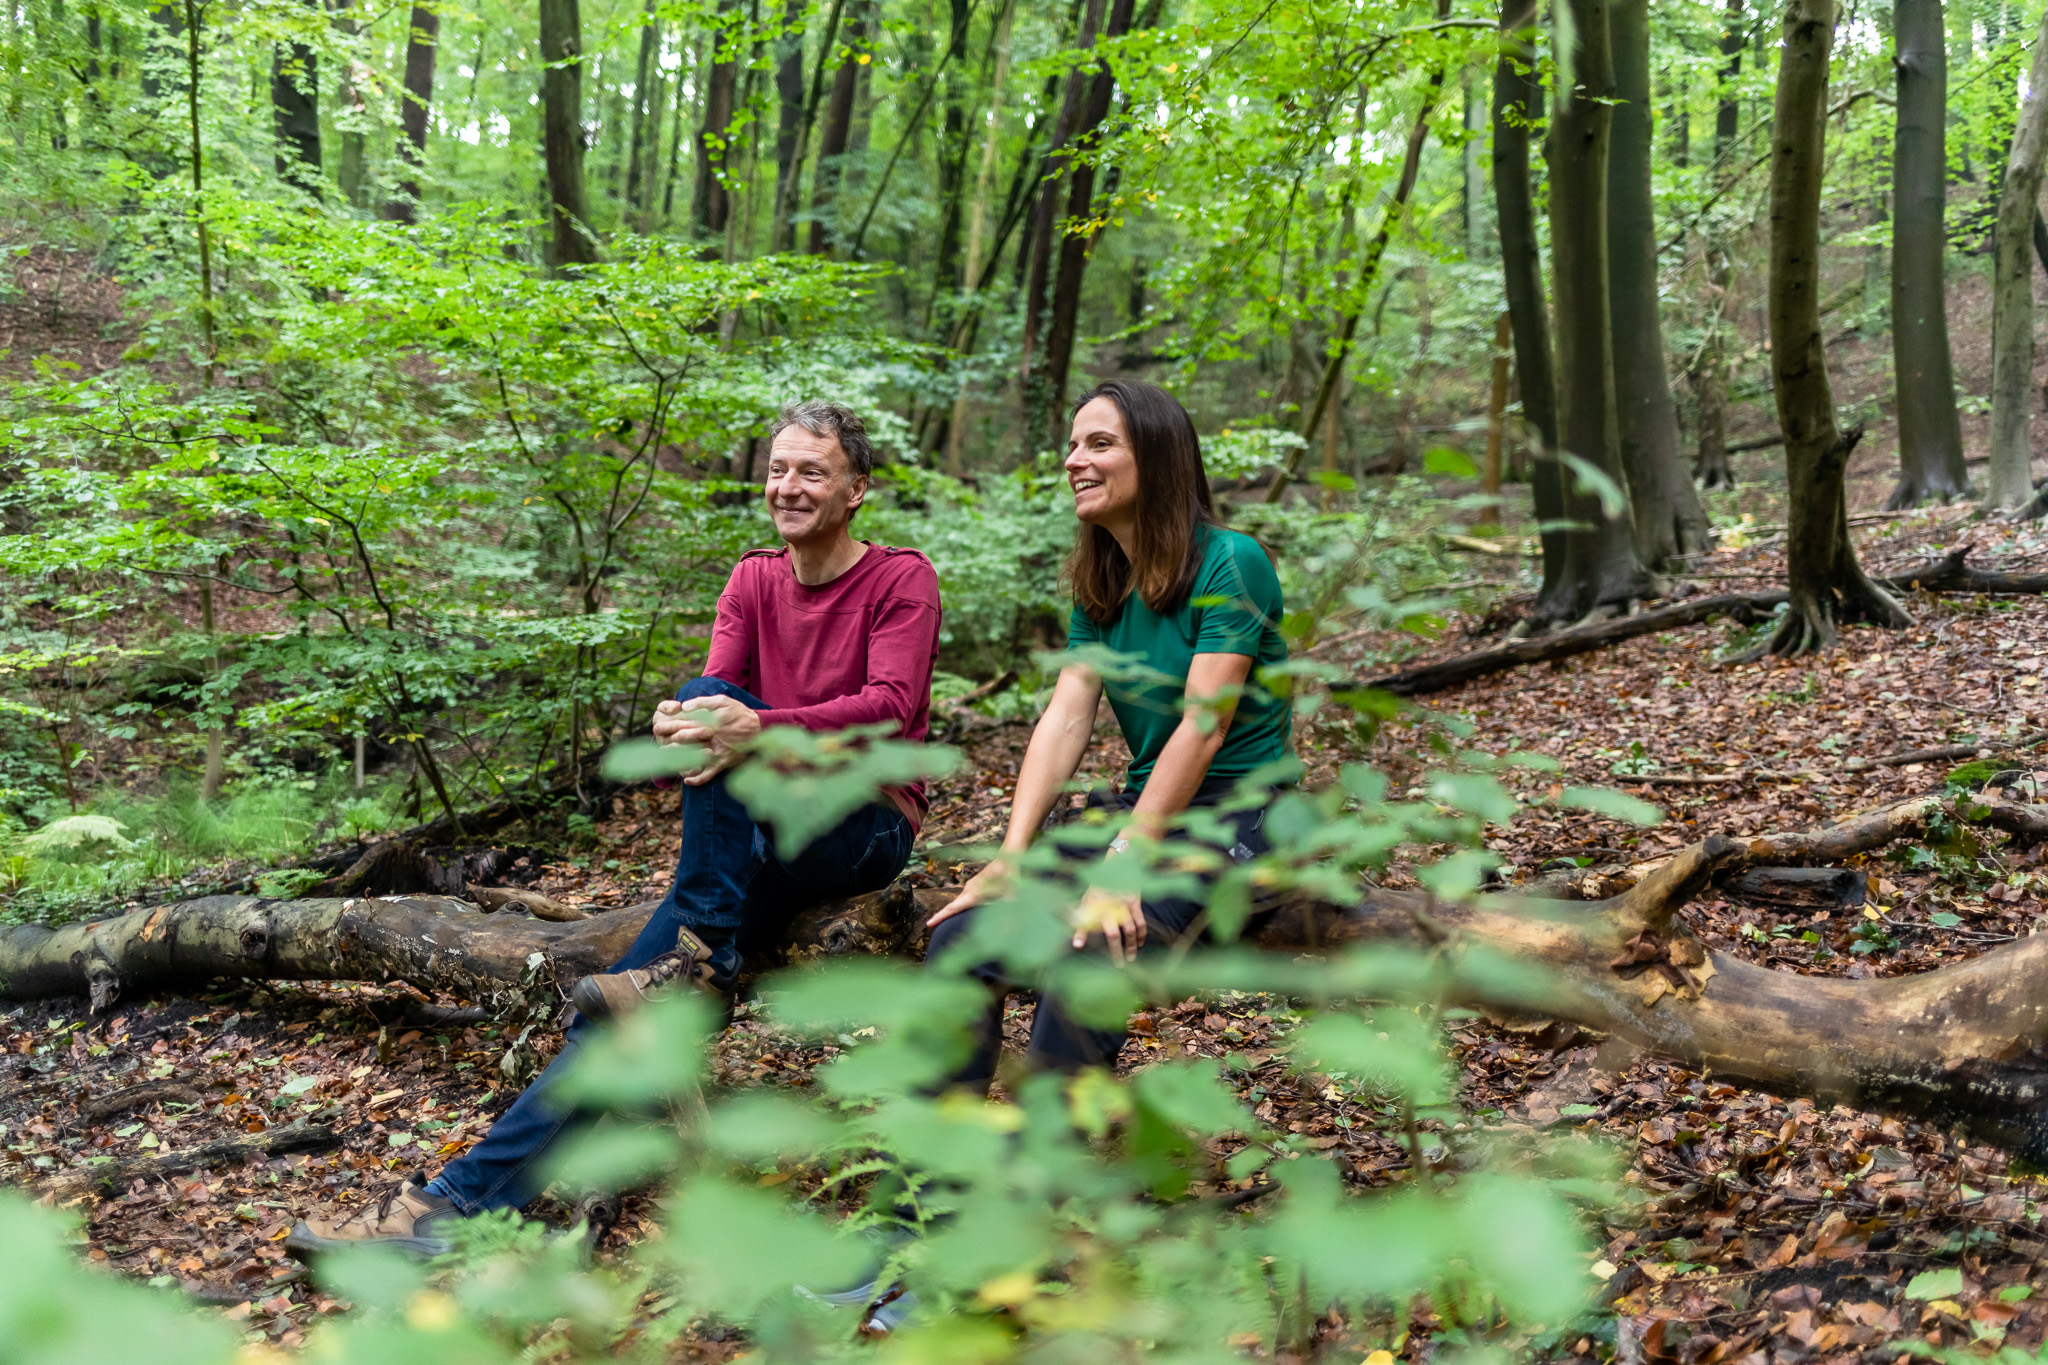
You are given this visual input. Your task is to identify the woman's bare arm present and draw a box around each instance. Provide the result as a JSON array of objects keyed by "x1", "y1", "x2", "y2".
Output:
[{"x1": 928, "y1": 665, "x2": 1103, "y2": 925}]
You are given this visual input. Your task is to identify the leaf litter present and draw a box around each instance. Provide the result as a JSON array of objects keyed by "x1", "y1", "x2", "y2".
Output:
[{"x1": 8, "y1": 510, "x2": 2048, "y2": 1360}]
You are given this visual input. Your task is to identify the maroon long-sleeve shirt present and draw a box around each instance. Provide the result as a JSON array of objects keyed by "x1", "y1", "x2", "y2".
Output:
[{"x1": 702, "y1": 543, "x2": 942, "y2": 832}]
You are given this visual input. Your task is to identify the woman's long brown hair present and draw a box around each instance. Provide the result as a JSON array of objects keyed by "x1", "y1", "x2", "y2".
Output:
[{"x1": 1066, "y1": 380, "x2": 1217, "y2": 626}]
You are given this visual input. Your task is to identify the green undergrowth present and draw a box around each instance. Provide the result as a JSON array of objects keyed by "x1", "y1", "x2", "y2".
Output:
[{"x1": 0, "y1": 772, "x2": 408, "y2": 926}]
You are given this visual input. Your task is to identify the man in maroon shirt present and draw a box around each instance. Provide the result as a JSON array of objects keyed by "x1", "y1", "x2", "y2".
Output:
[{"x1": 286, "y1": 402, "x2": 941, "y2": 1257}]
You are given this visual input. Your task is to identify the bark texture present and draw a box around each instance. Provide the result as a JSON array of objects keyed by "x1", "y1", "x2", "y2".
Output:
[
  {"x1": 39, "y1": 830, "x2": 2048, "y2": 1163},
  {"x1": 807, "y1": 0, "x2": 867, "y2": 254},
  {"x1": 1986, "y1": 2, "x2": 2048, "y2": 511},
  {"x1": 1541, "y1": 0, "x2": 1647, "y2": 623},
  {"x1": 1762, "y1": 0, "x2": 1907, "y2": 656},
  {"x1": 1887, "y1": 0, "x2": 1969, "y2": 508},
  {"x1": 385, "y1": 1, "x2": 437, "y2": 222},
  {"x1": 269, "y1": 27, "x2": 320, "y2": 189},
  {"x1": 1038, "y1": 0, "x2": 1137, "y2": 441},
  {"x1": 540, "y1": 0, "x2": 599, "y2": 268},
  {"x1": 1606, "y1": 0, "x2": 1710, "y2": 570},
  {"x1": 692, "y1": 0, "x2": 741, "y2": 240},
  {"x1": 1493, "y1": 0, "x2": 1566, "y2": 599},
  {"x1": 1257, "y1": 839, "x2": 2048, "y2": 1165}
]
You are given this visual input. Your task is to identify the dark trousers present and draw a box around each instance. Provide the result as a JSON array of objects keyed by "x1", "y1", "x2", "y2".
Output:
[
  {"x1": 426, "y1": 676, "x2": 914, "y2": 1214},
  {"x1": 924, "y1": 779, "x2": 1273, "y2": 1094}
]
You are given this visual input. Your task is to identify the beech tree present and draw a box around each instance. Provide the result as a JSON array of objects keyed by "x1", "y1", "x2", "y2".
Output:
[
  {"x1": 1985, "y1": 2, "x2": 2048, "y2": 514},
  {"x1": 1760, "y1": 0, "x2": 1910, "y2": 656},
  {"x1": 1540, "y1": 0, "x2": 1646, "y2": 623},
  {"x1": 1886, "y1": 0, "x2": 1968, "y2": 508},
  {"x1": 1606, "y1": 0, "x2": 1709, "y2": 572}
]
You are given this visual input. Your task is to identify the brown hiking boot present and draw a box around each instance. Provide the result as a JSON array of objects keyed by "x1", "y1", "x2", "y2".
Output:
[
  {"x1": 570, "y1": 929, "x2": 718, "y2": 1022},
  {"x1": 284, "y1": 1181, "x2": 459, "y2": 1260}
]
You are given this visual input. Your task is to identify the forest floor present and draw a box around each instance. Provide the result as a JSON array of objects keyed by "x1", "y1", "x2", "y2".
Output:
[{"x1": 5, "y1": 503, "x2": 2047, "y2": 1363}]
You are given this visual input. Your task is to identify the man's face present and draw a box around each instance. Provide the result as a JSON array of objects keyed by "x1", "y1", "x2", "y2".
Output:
[{"x1": 764, "y1": 426, "x2": 866, "y2": 546}]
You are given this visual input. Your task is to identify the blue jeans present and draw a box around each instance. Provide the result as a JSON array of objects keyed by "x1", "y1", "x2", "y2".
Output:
[
  {"x1": 427, "y1": 676, "x2": 915, "y2": 1214},
  {"x1": 925, "y1": 778, "x2": 1274, "y2": 1093}
]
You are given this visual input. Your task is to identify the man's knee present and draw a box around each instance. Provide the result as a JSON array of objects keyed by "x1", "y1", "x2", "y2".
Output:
[{"x1": 675, "y1": 676, "x2": 750, "y2": 704}]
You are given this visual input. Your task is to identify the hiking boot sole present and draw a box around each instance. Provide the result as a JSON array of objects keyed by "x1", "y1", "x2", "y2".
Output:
[{"x1": 284, "y1": 1221, "x2": 453, "y2": 1261}]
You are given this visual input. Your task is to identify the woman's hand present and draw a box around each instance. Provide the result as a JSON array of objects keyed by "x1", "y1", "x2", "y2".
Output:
[
  {"x1": 927, "y1": 857, "x2": 1012, "y2": 929},
  {"x1": 1074, "y1": 887, "x2": 1146, "y2": 964}
]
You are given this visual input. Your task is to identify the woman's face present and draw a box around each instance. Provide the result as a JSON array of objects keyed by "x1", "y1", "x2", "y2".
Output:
[{"x1": 1065, "y1": 396, "x2": 1139, "y2": 533}]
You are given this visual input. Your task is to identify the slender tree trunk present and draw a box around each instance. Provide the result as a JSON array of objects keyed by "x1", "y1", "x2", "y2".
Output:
[
  {"x1": 384, "y1": 2, "x2": 436, "y2": 222},
  {"x1": 1607, "y1": 0, "x2": 1710, "y2": 571},
  {"x1": 1018, "y1": 0, "x2": 1106, "y2": 409},
  {"x1": 1985, "y1": 2, "x2": 2048, "y2": 511},
  {"x1": 806, "y1": 0, "x2": 867, "y2": 254},
  {"x1": 768, "y1": 0, "x2": 807, "y2": 251},
  {"x1": 540, "y1": 0, "x2": 598, "y2": 267},
  {"x1": 1541, "y1": 0, "x2": 1645, "y2": 623},
  {"x1": 1887, "y1": 0, "x2": 1968, "y2": 508},
  {"x1": 1463, "y1": 71, "x2": 1488, "y2": 260},
  {"x1": 942, "y1": 0, "x2": 1017, "y2": 473},
  {"x1": 929, "y1": 0, "x2": 977, "y2": 301},
  {"x1": 326, "y1": 0, "x2": 366, "y2": 206},
  {"x1": 660, "y1": 29, "x2": 693, "y2": 224},
  {"x1": 1480, "y1": 310, "x2": 1512, "y2": 526},
  {"x1": 1037, "y1": 0, "x2": 1138, "y2": 442},
  {"x1": 1265, "y1": 14, "x2": 1451, "y2": 506},
  {"x1": 269, "y1": 16, "x2": 321, "y2": 192},
  {"x1": 624, "y1": 0, "x2": 658, "y2": 216},
  {"x1": 692, "y1": 0, "x2": 740, "y2": 240},
  {"x1": 1693, "y1": 248, "x2": 1734, "y2": 486},
  {"x1": 1494, "y1": 0, "x2": 1565, "y2": 600},
  {"x1": 1760, "y1": 0, "x2": 1910, "y2": 656},
  {"x1": 1695, "y1": 0, "x2": 1742, "y2": 487}
]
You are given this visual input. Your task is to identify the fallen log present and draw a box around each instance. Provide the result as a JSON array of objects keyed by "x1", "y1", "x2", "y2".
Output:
[
  {"x1": 1355, "y1": 592, "x2": 1787, "y2": 697},
  {"x1": 16, "y1": 819, "x2": 2048, "y2": 1161},
  {"x1": 78, "y1": 1081, "x2": 204, "y2": 1126},
  {"x1": 40, "y1": 1115, "x2": 341, "y2": 1197},
  {"x1": 1256, "y1": 840, "x2": 2048, "y2": 1164},
  {"x1": 0, "y1": 880, "x2": 940, "y2": 1009},
  {"x1": 1352, "y1": 549, "x2": 2048, "y2": 698}
]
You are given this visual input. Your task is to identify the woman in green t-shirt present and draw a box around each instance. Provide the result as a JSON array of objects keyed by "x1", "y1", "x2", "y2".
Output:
[{"x1": 924, "y1": 379, "x2": 1291, "y2": 1091}]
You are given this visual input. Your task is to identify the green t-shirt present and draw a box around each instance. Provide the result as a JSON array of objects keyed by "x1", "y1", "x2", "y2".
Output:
[{"x1": 1066, "y1": 525, "x2": 1292, "y2": 795}]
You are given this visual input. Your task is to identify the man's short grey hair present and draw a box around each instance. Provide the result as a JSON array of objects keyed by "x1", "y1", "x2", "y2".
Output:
[{"x1": 769, "y1": 401, "x2": 874, "y2": 478}]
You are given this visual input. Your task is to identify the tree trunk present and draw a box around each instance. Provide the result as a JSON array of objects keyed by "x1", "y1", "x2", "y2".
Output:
[
  {"x1": 540, "y1": 0, "x2": 596, "y2": 267},
  {"x1": 624, "y1": 0, "x2": 659, "y2": 217},
  {"x1": 1018, "y1": 0, "x2": 1107, "y2": 444},
  {"x1": 1541, "y1": 0, "x2": 1645, "y2": 624},
  {"x1": 35, "y1": 826, "x2": 2048, "y2": 1163},
  {"x1": 692, "y1": 0, "x2": 741, "y2": 241},
  {"x1": 806, "y1": 0, "x2": 867, "y2": 254},
  {"x1": 930, "y1": 0, "x2": 977, "y2": 296},
  {"x1": 1479, "y1": 310, "x2": 1511, "y2": 527},
  {"x1": 1887, "y1": 0, "x2": 1969, "y2": 508},
  {"x1": 1715, "y1": 0, "x2": 1741, "y2": 157},
  {"x1": 385, "y1": 2, "x2": 437, "y2": 223},
  {"x1": 1038, "y1": 0, "x2": 1138, "y2": 444},
  {"x1": 769, "y1": 0, "x2": 807, "y2": 252},
  {"x1": 269, "y1": 23, "x2": 321, "y2": 192},
  {"x1": 1692, "y1": 261, "x2": 1732, "y2": 487},
  {"x1": 1607, "y1": 0, "x2": 1710, "y2": 571},
  {"x1": 1985, "y1": 2, "x2": 2048, "y2": 510},
  {"x1": 1493, "y1": 0, "x2": 1565, "y2": 602},
  {"x1": 1761, "y1": 0, "x2": 1909, "y2": 656},
  {"x1": 328, "y1": 0, "x2": 366, "y2": 207}
]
